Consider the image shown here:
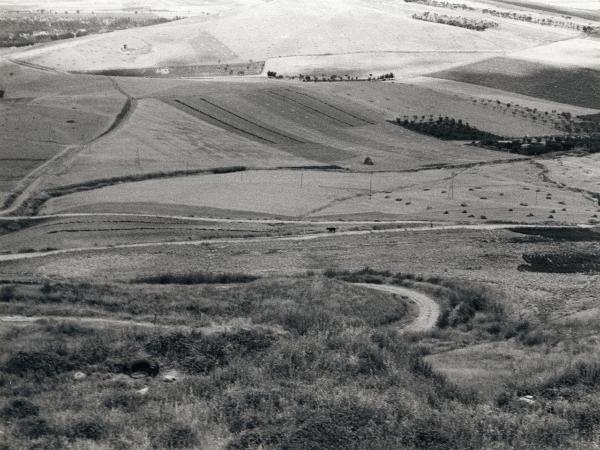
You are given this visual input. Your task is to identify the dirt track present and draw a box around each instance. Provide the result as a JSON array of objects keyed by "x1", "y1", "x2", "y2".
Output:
[
  {"x1": 354, "y1": 283, "x2": 440, "y2": 332},
  {"x1": 0, "y1": 282, "x2": 439, "y2": 333},
  {"x1": 0, "y1": 314, "x2": 287, "y2": 336},
  {"x1": 0, "y1": 75, "x2": 136, "y2": 217}
]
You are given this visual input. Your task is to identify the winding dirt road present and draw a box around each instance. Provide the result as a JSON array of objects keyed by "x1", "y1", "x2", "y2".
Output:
[
  {"x1": 0, "y1": 283, "x2": 440, "y2": 334},
  {"x1": 0, "y1": 75, "x2": 137, "y2": 217},
  {"x1": 354, "y1": 283, "x2": 440, "y2": 332}
]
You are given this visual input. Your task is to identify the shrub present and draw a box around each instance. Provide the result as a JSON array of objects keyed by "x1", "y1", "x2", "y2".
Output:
[
  {"x1": 357, "y1": 348, "x2": 386, "y2": 375},
  {"x1": 135, "y1": 272, "x2": 259, "y2": 285},
  {"x1": 102, "y1": 391, "x2": 149, "y2": 411},
  {"x1": 0, "y1": 398, "x2": 39, "y2": 420},
  {"x1": 17, "y1": 417, "x2": 53, "y2": 439},
  {"x1": 155, "y1": 424, "x2": 199, "y2": 449},
  {"x1": 0, "y1": 285, "x2": 15, "y2": 302},
  {"x1": 66, "y1": 419, "x2": 107, "y2": 441},
  {"x1": 545, "y1": 361, "x2": 600, "y2": 390},
  {"x1": 2, "y1": 351, "x2": 73, "y2": 379},
  {"x1": 284, "y1": 401, "x2": 386, "y2": 449},
  {"x1": 146, "y1": 329, "x2": 275, "y2": 374}
]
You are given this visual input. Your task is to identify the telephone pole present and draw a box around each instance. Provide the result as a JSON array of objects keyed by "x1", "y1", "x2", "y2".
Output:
[{"x1": 449, "y1": 172, "x2": 456, "y2": 200}]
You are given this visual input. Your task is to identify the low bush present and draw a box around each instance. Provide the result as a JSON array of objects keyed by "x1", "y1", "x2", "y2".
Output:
[
  {"x1": 65, "y1": 419, "x2": 108, "y2": 441},
  {"x1": 135, "y1": 272, "x2": 259, "y2": 285},
  {"x1": 1, "y1": 398, "x2": 39, "y2": 420},
  {"x1": 2, "y1": 350, "x2": 73, "y2": 379},
  {"x1": 146, "y1": 329, "x2": 276, "y2": 374},
  {"x1": 520, "y1": 251, "x2": 600, "y2": 273},
  {"x1": 17, "y1": 417, "x2": 54, "y2": 439},
  {"x1": 0, "y1": 285, "x2": 15, "y2": 302},
  {"x1": 154, "y1": 424, "x2": 199, "y2": 449}
]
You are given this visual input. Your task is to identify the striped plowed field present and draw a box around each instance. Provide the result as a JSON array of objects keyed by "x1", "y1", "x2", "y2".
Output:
[{"x1": 164, "y1": 97, "x2": 306, "y2": 145}]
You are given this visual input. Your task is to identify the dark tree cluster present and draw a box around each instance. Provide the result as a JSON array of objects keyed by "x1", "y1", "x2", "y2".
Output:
[
  {"x1": 395, "y1": 115, "x2": 500, "y2": 140},
  {"x1": 520, "y1": 251, "x2": 600, "y2": 273},
  {"x1": 411, "y1": 12, "x2": 499, "y2": 31},
  {"x1": 404, "y1": 0, "x2": 474, "y2": 10},
  {"x1": 487, "y1": 135, "x2": 600, "y2": 155}
]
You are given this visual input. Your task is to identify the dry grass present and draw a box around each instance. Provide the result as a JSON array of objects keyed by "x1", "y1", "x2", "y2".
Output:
[{"x1": 1, "y1": 274, "x2": 599, "y2": 449}]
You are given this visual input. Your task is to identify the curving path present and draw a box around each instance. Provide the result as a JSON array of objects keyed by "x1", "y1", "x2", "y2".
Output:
[
  {"x1": 0, "y1": 77, "x2": 136, "y2": 217},
  {"x1": 0, "y1": 283, "x2": 439, "y2": 333},
  {"x1": 354, "y1": 283, "x2": 440, "y2": 333}
]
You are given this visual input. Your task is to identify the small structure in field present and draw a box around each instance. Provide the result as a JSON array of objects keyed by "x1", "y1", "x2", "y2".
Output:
[{"x1": 363, "y1": 156, "x2": 374, "y2": 165}]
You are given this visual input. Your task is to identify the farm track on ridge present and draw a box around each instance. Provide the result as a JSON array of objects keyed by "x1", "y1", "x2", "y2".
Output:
[
  {"x1": 0, "y1": 76, "x2": 137, "y2": 217},
  {"x1": 0, "y1": 222, "x2": 592, "y2": 263}
]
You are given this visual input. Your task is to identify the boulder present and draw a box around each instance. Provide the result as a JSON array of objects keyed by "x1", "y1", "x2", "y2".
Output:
[
  {"x1": 124, "y1": 359, "x2": 159, "y2": 378},
  {"x1": 162, "y1": 370, "x2": 182, "y2": 383},
  {"x1": 518, "y1": 395, "x2": 536, "y2": 406},
  {"x1": 136, "y1": 387, "x2": 149, "y2": 395},
  {"x1": 73, "y1": 371, "x2": 87, "y2": 381}
]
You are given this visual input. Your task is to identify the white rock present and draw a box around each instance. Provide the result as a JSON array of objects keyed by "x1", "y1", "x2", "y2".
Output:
[
  {"x1": 162, "y1": 369, "x2": 182, "y2": 383},
  {"x1": 518, "y1": 395, "x2": 536, "y2": 405},
  {"x1": 136, "y1": 387, "x2": 149, "y2": 395},
  {"x1": 73, "y1": 371, "x2": 87, "y2": 380}
]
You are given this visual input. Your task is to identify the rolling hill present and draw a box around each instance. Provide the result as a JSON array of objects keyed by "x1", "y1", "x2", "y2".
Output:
[{"x1": 8, "y1": 0, "x2": 581, "y2": 76}]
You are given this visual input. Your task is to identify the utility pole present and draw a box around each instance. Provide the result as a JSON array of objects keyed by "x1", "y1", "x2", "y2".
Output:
[
  {"x1": 369, "y1": 172, "x2": 373, "y2": 199},
  {"x1": 449, "y1": 171, "x2": 456, "y2": 200},
  {"x1": 300, "y1": 172, "x2": 304, "y2": 188}
]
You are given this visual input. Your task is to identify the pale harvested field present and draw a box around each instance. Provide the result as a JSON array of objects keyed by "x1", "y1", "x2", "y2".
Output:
[
  {"x1": 263, "y1": 51, "x2": 501, "y2": 79},
  {"x1": 544, "y1": 155, "x2": 600, "y2": 195},
  {"x1": 42, "y1": 170, "x2": 365, "y2": 217},
  {"x1": 40, "y1": 161, "x2": 599, "y2": 223},
  {"x1": 510, "y1": 37, "x2": 600, "y2": 71},
  {"x1": 310, "y1": 161, "x2": 599, "y2": 223}
]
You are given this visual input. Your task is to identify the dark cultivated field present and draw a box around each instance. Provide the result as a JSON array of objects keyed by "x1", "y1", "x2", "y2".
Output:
[
  {"x1": 431, "y1": 57, "x2": 600, "y2": 109},
  {"x1": 491, "y1": 0, "x2": 600, "y2": 21}
]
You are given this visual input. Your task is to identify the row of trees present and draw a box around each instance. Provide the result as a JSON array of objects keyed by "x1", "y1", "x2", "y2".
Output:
[
  {"x1": 395, "y1": 114, "x2": 600, "y2": 155},
  {"x1": 472, "y1": 97, "x2": 600, "y2": 134},
  {"x1": 267, "y1": 72, "x2": 394, "y2": 82},
  {"x1": 412, "y1": 12, "x2": 499, "y2": 31},
  {"x1": 484, "y1": 135, "x2": 600, "y2": 155},
  {"x1": 395, "y1": 116, "x2": 500, "y2": 140},
  {"x1": 404, "y1": 0, "x2": 597, "y2": 33},
  {"x1": 405, "y1": 0, "x2": 474, "y2": 11},
  {"x1": 481, "y1": 8, "x2": 597, "y2": 33}
]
